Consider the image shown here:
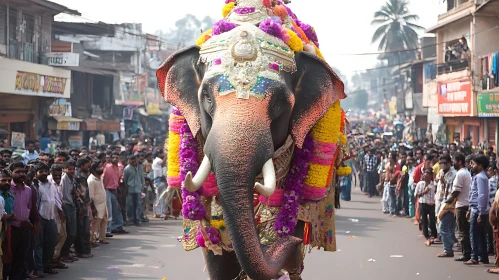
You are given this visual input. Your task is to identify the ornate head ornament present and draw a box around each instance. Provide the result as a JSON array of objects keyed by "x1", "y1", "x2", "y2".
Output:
[
  {"x1": 226, "y1": 0, "x2": 270, "y2": 25},
  {"x1": 199, "y1": 23, "x2": 295, "y2": 100}
]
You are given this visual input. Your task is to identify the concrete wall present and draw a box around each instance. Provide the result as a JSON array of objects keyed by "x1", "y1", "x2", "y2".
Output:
[{"x1": 474, "y1": 15, "x2": 499, "y2": 57}]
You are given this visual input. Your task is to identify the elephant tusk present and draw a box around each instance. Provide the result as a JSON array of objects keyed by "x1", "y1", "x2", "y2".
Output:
[
  {"x1": 254, "y1": 159, "x2": 276, "y2": 198},
  {"x1": 184, "y1": 155, "x2": 211, "y2": 192}
]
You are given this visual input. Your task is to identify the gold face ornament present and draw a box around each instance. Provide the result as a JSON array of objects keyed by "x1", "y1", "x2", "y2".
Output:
[{"x1": 199, "y1": 23, "x2": 296, "y2": 100}]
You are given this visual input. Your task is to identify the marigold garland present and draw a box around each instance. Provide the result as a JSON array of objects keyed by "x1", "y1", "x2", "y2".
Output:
[
  {"x1": 222, "y1": 2, "x2": 235, "y2": 18},
  {"x1": 210, "y1": 219, "x2": 226, "y2": 231},
  {"x1": 196, "y1": 29, "x2": 213, "y2": 47},
  {"x1": 336, "y1": 166, "x2": 352, "y2": 177},
  {"x1": 286, "y1": 29, "x2": 303, "y2": 52},
  {"x1": 339, "y1": 134, "x2": 348, "y2": 145},
  {"x1": 302, "y1": 100, "x2": 342, "y2": 201},
  {"x1": 167, "y1": 112, "x2": 183, "y2": 188},
  {"x1": 314, "y1": 46, "x2": 325, "y2": 60}
]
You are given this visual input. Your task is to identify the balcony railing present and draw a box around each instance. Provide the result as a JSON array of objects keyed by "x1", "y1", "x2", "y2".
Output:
[
  {"x1": 437, "y1": 59, "x2": 469, "y2": 75},
  {"x1": 8, "y1": 39, "x2": 36, "y2": 63}
]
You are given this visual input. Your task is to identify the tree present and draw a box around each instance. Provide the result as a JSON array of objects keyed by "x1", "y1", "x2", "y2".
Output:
[
  {"x1": 371, "y1": 0, "x2": 424, "y2": 52},
  {"x1": 352, "y1": 89, "x2": 369, "y2": 110}
]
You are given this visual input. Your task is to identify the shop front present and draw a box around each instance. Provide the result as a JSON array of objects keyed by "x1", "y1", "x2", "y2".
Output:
[
  {"x1": 477, "y1": 91, "x2": 499, "y2": 149},
  {"x1": 48, "y1": 116, "x2": 83, "y2": 149},
  {"x1": 81, "y1": 119, "x2": 121, "y2": 146},
  {"x1": 438, "y1": 78, "x2": 482, "y2": 146},
  {"x1": 0, "y1": 58, "x2": 71, "y2": 145}
]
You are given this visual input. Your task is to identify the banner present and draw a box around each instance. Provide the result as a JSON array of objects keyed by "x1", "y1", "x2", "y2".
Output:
[
  {"x1": 477, "y1": 92, "x2": 499, "y2": 117},
  {"x1": 437, "y1": 78, "x2": 472, "y2": 116},
  {"x1": 11, "y1": 132, "x2": 25, "y2": 149}
]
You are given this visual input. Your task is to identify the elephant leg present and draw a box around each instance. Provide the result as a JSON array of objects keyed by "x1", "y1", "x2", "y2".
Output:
[
  {"x1": 283, "y1": 221, "x2": 305, "y2": 280},
  {"x1": 203, "y1": 249, "x2": 242, "y2": 280}
]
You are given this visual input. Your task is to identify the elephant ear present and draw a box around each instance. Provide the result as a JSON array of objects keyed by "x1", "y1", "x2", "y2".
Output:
[
  {"x1": 157, "y1": 45, "x2": 203, "y2": 137},
  {"x1": 290, "y1": 52, "x2": 346, "y2": 148}
]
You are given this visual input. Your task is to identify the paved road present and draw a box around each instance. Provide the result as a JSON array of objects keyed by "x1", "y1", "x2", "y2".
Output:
[{"x1": 50, "y1": 187, "x2": 497, "y2": 280}]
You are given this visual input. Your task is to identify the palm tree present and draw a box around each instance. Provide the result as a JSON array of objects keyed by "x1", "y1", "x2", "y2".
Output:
[{"x1": 371, "y1": 0, "x2": 424, "y2": 52}]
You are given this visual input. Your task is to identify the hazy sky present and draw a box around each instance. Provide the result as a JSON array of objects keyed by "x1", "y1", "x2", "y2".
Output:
[{"x1": 52, "y1": 0, "x2": 446, "y2": 81}]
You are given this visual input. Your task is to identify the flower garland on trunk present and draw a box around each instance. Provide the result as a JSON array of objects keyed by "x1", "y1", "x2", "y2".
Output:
[
  {"x1": 177, "y1": 110, "x2": 222, "y2": 251},
  {"x1": 274, "y1": 134, "x2": 314, "y2": 237},
  {"x1": 179, "y1": 110, "x2": 206, "y2": 221}
]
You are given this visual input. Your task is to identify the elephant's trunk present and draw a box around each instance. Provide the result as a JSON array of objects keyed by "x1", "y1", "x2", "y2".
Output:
[
  {"x1": 216, "y1": 177, "x2": 301, "y2": 280},
  {"x1": 203, "y1": 97, "x2": 301, "y2": 279}
]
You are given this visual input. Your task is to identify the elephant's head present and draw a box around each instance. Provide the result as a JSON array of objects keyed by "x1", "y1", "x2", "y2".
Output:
[{"x1": 157, "y1": 23, "x2": 345, "y2": 279}]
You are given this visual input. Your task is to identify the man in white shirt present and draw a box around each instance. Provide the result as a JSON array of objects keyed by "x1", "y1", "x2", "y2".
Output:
[
  {"x1": 448, "y1": 153, "x2": 472, "y2": 262},
  {"x1": 89, "y1": 132, "x2": 98, "y2": 150},
  {"x1": 415, "y1": 168, "x2": 438, "y2": 246},
  {"x1": 23, "y1": 141, "x2": 39, "y2": 165},
  {"x1": 88, "y1": 160, "x2": 109, "y2": 244},
  {"x1": 35, "y1": 163, "x2": 60, "y2": 274},
  {"x1": 96, "y1": 132, "x2": 106, "y2": 147},
  {"x1": 152, "y1": 149, "x2": 168, "y2": 218}
]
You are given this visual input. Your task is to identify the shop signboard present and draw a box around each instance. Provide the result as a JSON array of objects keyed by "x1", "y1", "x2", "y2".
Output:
[
  {"x1": 14, "y1": 71, "x2": 67, "y2": 98},
  {"x1": 437, "y1": 78, "x2": 472, "y2": 116},
  {"x1": 477, "y1": 91, "x2": 499, "y2": 117},
  {"x1": 57, "y1": 121, "x2": 80, "y2": 131},
  {"x1": 46, "y1": 53, "x2": 80, "y2": 67},
  {"x1": 49, "y1": 99, "x2": 72, "y2": 117}
]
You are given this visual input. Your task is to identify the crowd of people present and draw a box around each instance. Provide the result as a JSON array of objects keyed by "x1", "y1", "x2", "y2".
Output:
[
  {"x1": 350, "y1": 134, "x2": 499, "y2": 273},
  {"x1": 0, "y1": 136, "x2": 170, "y2": 280}
]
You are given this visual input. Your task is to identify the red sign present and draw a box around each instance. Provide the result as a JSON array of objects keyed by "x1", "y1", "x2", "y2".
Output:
[{"x1": 437, "y1": 78, "x2": 472, "y2": 116}]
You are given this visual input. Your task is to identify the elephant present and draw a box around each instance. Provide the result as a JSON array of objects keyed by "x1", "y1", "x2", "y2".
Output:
[{"x1": 157, "y1": 3, "x2": 346, "y2": 280}]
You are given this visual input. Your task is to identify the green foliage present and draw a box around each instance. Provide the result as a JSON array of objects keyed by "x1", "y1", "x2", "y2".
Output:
[
  {"x1": 352, "y1": 89, "x2": 369, "y2": 110},
  {"x1": 371, "y1": 0, "x2": 424, "y2": 52}
]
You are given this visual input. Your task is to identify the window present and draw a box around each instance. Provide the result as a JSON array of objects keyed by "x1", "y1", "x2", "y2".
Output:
[
  {"x1": 8, "y1": 8, "x2": 16, "y2": 41},
  {"x1": 23, "y1": 12, "x2": 34, "y2": 43}
]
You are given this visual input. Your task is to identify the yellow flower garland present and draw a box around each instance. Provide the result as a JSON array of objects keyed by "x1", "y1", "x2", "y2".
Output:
[
  {"x1": 336, "y1": 166, "x2": 352, "y2": 177},
  {"x1": 314, "y1": 46, "x2": 325, "y2": 60},
  {"x1": 166, "y1": 113, "x2": 183, "y2": 188},
  {"x1": 339, "y1": 134, "x2": 347, "y2": 145},
  {"x1": 167, "y1": 133, "x2": 181, "y2": 178},
  {"x1": 286, "y1": 29, "x2": 304, "y2": 52},
  {"x1": 304, "y1": 101, "x2": 342, "y2": 189},
  {"x1": 196, "y1": 29, "x2": 212, "y2": 47},
  {"x1": 222, "y1": 2, "x2": 235, "y2": 18},
  {"x1": 210, "y1": 219, "x2": 225, "y2": 230}
]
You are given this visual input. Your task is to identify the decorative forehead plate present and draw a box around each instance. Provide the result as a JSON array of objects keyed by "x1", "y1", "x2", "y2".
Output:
[
  {"x1": 227, "y1": 0, "x2": 269, "y2": 25},
  {"x1": 199, "y1": 23, "x2": 296, "y2": 100}
]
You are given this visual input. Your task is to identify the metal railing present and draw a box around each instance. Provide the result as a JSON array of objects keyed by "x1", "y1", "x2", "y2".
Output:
[
  {"x1": 8, "y1": 39, "x2": 36, "y2": 63},
  {"x1": 437, "y1": 59, "x2": 469, "y2": 75}
]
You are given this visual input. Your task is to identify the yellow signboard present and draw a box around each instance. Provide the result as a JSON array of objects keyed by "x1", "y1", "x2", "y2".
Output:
[{"x1": 57, "y1": 121, "x2": 80, "y2": 131}]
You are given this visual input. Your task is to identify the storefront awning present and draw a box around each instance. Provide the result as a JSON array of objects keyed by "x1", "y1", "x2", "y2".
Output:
[
  {"x1": 49, "y1": 116, "x2": 83, "y2": 131},
  {"x1": 81, "y1": 119, "x2": 120, "y2": 131},
  {"x1": 65, "y1": 66, "x2": 118, "y2": 76}
]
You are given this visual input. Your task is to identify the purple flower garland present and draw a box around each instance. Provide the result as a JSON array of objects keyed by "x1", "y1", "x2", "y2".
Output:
[
  {"x1": 233, "y1": 6, "x2": 256, "y2": 14},
  {"x1": 274, "y1": 134, "x2": 314, "y2": 237},
  {"x1": 259, "y1": 18, "x2": 284, "y2": 41},
  {"x1": 212, "y1": 20, "x2": 238, "y2": 36},
  {"x1": 179, "y1": 111, "x2": 206, "y2": 221},
  {"x1": 196, "y1": 226, "x2": 220, "y2": 247}
]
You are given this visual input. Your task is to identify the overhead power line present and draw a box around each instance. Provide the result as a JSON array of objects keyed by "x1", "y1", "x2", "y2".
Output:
[{"x1": 329, "y1": 23, "x2": 499, "y2": 57}]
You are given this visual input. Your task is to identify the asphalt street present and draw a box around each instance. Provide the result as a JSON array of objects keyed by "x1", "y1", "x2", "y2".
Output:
[{"x1": 49, "y1": 187, "x2": 497, "y2": 280}]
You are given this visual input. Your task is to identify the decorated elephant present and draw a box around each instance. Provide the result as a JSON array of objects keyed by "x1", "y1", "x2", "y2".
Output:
[{"x1": 157, "y1": 1, "x2": 349, "y2": 279}]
